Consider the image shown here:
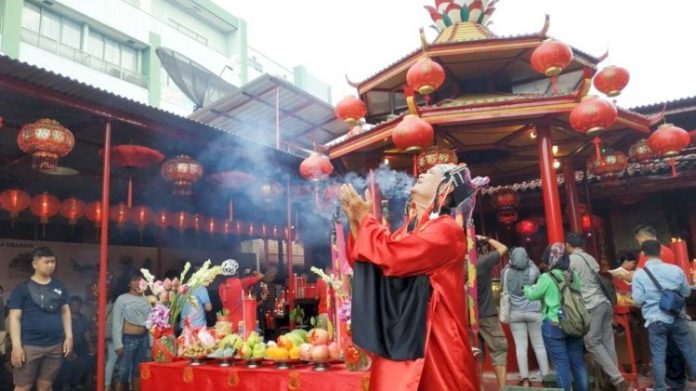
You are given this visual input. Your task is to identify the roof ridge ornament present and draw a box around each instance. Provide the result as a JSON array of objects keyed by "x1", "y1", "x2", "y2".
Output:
[{"x1": 538, "y1": 14, "x2": 550, "y2": 37}]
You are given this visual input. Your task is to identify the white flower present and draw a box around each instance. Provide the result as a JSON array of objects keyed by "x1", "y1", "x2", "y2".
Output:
[{"x1": 179, "y1": 262, "x2": 191, "y2": 283}]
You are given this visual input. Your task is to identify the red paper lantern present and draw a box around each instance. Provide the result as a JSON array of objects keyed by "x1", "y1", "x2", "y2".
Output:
[
  {"x1": 206, "y1": 217, "x2": 220, "y2": 236},
  {"x1": 85, "y1": 201, "x2": 103, "y2": 227},
  {"x1": 154, "y1": 209, "x2": 171, "y2": 230},
  {"x1": 60, "y1": 198, "x2": 85, "y2": 225},
  {"x1": 17, "y1": 119, "x2": 75, "y2": 172},
  {"x1": 191, "y1": 213, "x2": 204, "y2": 232},
  {"x1": 628, "y1": 139, "x2": 655, "y2": 162},
  {"x1": 0, "y1": 188, "x2": 31, "y2": 218},
  {"x1": 530, "y1": 40, "x2": 573, "y2": 77},
  {"x1": 516, "y1": 219, "x2": 539, "y2": 237},
  {"x1": 569, "y1": 96, "x2": 617, "y2": 134},
  {"x1": 335, "y1": 96, "x2": 367, "y2": 126},
  {"x1": 491, "y1": 188, "x2": 519, "y2": 210},
  {"x1": 235, "y1": 221, "x2": 244, "y2": 236},
  {"x1": 417, "y1": 145, "x2": 458, "y2": 174},
  {"x1": 581, "y1": 214, "x2": 602, "y2": 232},
  {"x1": 161, "y1": 155, "x2": 203, "y2": 196},
  {"x1": 129, "y1": 206, "x2": 153, "y2": 231},
  {"x1": 248, "y1": 223, "x2": 256, "y2": 237},
  {"x1": 173, "y1": 211, "x2": 192, "y2": 233},
  {"x1": 647, "y1": 123, "x2": 691, "y2": 157},
  {"x1": 593, "y1": 66, "x2": 630, "y2": 97},
  {"x1": 30, "y1": 193, "x2": 60, "y2": 223},
  {"x1": 299, "y1": 152, "x2": 334, "y2": 181},
  {"x1": 406, "y1": 57, "x2": 446, "y2": 95},
  {"x1": 392, "y1": 114, "x2": 434, "y2": 152},
  {"x1": 587, "y1": 150, "x2": 628, "y2": 178},
  {"x1": 497, "y1": 209, "x2": 519, "y2": 225},
  {"x1": 109, "y1": 202, "x2": 130, "y2": 226},
  {"x1": 272, "y1": 225, "x2": 279, "y2": 239},
  {"x1": 222, "y1": 220, "x2": 234, "y2": 236}
]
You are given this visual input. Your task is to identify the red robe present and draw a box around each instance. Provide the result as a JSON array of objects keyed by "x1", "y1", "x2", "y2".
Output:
[
  {"x1": 218, "y1": 276, "x2": 261, "y2": 329},
  {"x1": 347, "y1": 214, "x2": 478, "y2": 391}
]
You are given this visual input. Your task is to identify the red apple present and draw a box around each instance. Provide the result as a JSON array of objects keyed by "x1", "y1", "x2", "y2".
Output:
[
  {"x1": 327, "y1": 342, "x2": 341, "y2": 360},
  {"x1": 308, "y1": 328, "x2": 329, "y2": 346},
  {"x1": 311, "y1": 344, "x2": 330, "y2": 360},
  {"x1": 299, "y1": 343, "x2": 313, "y2": 361}
]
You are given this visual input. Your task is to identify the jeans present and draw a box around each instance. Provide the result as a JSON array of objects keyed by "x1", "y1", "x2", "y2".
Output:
[
  {"x1": 542, "y1": 320, "x2": 588, "y2": 391},
  {"x1": 509, "y1": 311, "x2": 549, "y2": 378},
  {"x1": 647, "y1": 319, "x2": 696, "y2": 391},
  {"x1": 584, "y1": 301, "x2": 623, "y2": 385},
  {"x1": 105, "y1": 339, "x2": 117, "y2": 387},
  {"x1": 116, "y1": 333, "x2": 150, "y2": 384}
]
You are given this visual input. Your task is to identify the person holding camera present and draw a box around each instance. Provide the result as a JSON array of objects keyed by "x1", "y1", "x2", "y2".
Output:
[
  {"x1": 8, "y1": 246, "x2": 72, "y2": 391},
  {"x1": 632, "y1": 239, "x2": 696, "y2": 391}
]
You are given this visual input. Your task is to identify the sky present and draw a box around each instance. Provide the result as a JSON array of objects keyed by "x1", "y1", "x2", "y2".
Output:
[{"x1": 215, "y1": 0, "x2": 696, "y2": 109}]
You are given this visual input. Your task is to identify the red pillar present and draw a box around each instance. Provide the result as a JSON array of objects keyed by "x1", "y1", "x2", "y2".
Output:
[
  {"x1": 563, "y1": 163, "x2": 582, "y2": 233},
  {"x1": 96, "y1": 122, "x2": 112, "y2": 391},
  {"x1": 286, "y1": 178, "x2": 294, "y2": 329},
  {"x1": 537, "y1": 125, "x2": 564, "y2": 244}
]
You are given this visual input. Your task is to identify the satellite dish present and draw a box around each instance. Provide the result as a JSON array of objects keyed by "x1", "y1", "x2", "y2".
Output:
[{"x1": 156, "y1": 47, "x2": 238, "y2": 110}]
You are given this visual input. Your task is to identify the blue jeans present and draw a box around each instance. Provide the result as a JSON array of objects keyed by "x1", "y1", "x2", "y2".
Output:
[
  {"x1": 116, "y1": 333, "x2": 150, "y2": 384},
  {"x1": 647, "y1": 319, "x2": 696, "y2": 391},
  {"x1": 542, "y1": 320, "x2": 588, "y2": 391}
]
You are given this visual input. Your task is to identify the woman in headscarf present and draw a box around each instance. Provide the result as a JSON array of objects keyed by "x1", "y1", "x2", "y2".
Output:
[
  {"x1": 340, "y1": 164, "x2": 485, "y2": 391},
  {"x1": 501, "y1": 247, "x2": 549, "y2": 386},
  {"x1": 524, "y1": 243, "x2": 588, "y2": 391}
]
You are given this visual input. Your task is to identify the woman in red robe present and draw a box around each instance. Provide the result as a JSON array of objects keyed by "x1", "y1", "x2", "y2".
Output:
[{"x1": 340, "y1": 164, "x2": 481, "y2": 391}]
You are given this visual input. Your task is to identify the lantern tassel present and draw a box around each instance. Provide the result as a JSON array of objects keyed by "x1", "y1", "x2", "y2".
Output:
[
  {"x1": 592, "y1": 137, "x2": 603, "y2": 163},
  {"x1": 127, "y1": 176, "x2": 133, "y2": 208},
  {"x1": 413, "y1": 155, "x2": 418, "y2": 176},
  {"x1": 228, "y1": 200, "x2": 234, "y2": 222},
  {"x1": 669, "y1": 158, "x2": 678, "y2": 177},
  {"x1": 551, "y1": 75, "x2": 559, "y2": 95}
]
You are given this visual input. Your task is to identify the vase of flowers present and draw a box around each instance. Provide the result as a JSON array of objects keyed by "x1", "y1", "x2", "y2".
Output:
[{"x1": 140, "y1": 260, "x2": 223, "y2": 362}]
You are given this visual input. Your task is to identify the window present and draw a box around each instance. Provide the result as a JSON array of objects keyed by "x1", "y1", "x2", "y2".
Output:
[
  {"x1": 88, "y1": 33, "x2": 104, "y2": 58},
  {"x1": 120, "y1": 45, "x2": 137, "y2": 72},
  {"x1": 61, "y1": 18, "x2": 81, "y2": 49},
  {"x1": 39, "y1": 9, "x2": 60, "y2": 41},
  {"x1": 21, "y1": 2, "x2": 41, "y2": 32}
]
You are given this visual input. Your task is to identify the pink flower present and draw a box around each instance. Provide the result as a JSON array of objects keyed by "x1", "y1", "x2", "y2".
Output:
[
  {"x1": 158, "y1": 291, "x2": 169, "y2": 303},
  {"x1": 178, "y1": 284, "x2": 188, "y2": 294},
  {"x1": 152, "y1": 281, "x2": 164, "y2": 295},
  {"x1": 171, "y1": 278, "x2": 180, "y2": 290},
  {"x1": 163, "y1": 278, "x2": 172, "y2": 290}
]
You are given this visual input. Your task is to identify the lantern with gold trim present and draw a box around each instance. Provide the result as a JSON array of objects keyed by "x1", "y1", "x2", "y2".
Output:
[
  {"x1": 406, "y1": 57, "x2": 446, "y2": 95},
  {"x1": 335, "y1": 96, "x2": 367, "y2": 126},
  {"x1": 416, "y1": 145, "x2": 458, "y2": 174},
  {"x1": 161, "y1": 155, "x2": 203, "y2": 196},
  {"x1": 17, "y1": 119, "x2": 75, "y2": 172}
]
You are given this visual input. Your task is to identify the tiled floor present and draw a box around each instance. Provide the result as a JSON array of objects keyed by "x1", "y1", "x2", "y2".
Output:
[{"x1": 480, "y1": 371, "x2": 667, "y2": 390}]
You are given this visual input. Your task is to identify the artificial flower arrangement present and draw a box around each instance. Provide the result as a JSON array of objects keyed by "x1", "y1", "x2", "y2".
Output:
[
  {"x1": 140, "y1": 260, "x2": 223, "y2": 362},
  {"x1": 310, "y1": 266, "x2": 370, "y2": 371}
]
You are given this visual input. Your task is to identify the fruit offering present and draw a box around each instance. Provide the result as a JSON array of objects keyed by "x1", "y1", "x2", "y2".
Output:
[
  {"x1": 266, "y1": 329, "x2": 310, "y2": 361},
  {"x1": 177, "y1": 326, "x2": 217, "y2": 358},
  {"x1": 237, "y1": 331, "x2": 266, "y2": 361}
]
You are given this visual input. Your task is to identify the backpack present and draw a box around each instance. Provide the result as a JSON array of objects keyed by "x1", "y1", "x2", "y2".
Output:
[{"x1": 549, "y1": 271, "x2": 591, "y2": 337}]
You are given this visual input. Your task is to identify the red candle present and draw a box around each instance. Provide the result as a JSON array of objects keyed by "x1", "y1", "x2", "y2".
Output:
[
  {"x1": 670, "y1": 238, "x2": 691, "y2": 284},
  {"x1": 242, "y1": 293, "x2": 257, "y2": 338}
]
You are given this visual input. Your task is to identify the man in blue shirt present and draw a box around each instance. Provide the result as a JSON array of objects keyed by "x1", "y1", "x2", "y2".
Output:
[
  {"x1": 632, "y1": 240, "x2": 696, "y2": 391},
  {"x1": 180, "y1": 286, "x2": 212, "y2": 328}
]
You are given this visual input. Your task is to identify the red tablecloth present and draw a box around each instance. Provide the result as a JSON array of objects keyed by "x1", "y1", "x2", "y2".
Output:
[{"x1": 141, "y1": 361, "x2": 370, "y2": 391}]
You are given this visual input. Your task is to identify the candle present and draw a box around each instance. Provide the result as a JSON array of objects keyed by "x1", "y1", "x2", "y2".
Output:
[{"x1": 242, "y1": 294, "x2": 257, "y2": 338}]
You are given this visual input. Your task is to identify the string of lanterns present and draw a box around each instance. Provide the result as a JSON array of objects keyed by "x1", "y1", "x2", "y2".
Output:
[{"x1": 0, "y1": 188, "x2": 289, "y2": 240}]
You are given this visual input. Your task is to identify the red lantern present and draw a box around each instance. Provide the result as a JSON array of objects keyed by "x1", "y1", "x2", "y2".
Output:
[
  {"x1": 272, "y1": 225, "x2": 279, "y2": 239},
  {"x1": 85, "y1": 201, "x2": 103, "y2": 227},
  {"x1": 161, "y1": 155, "x2": 204, "y2": 196},
  {"x1": 30, "y1": 193, "x2": 60, "y2": 223},
  {"x1": 129, "y1": 206, "x2": 153, "y2": 231},
  {"x1": 206, "y1": 217, "x2": 220, "y2": 236},
  {"x1": 628, "y1": 139, "x2": 655, "y2": 162},
  {"x1": 587, "y1": 150, "x2": 628, "y2": 178},
  {"x1": 299, "y1": 152, "x2": 334, "y2": 181},
  {"x1": 581, "y1": 214, "x2": 602, "y2": 232},
  {"x1": 222, "y1": 220, "x2": 234, "y2": 236},
  {"x1": 406, "y1": 57, "x2": 446, "y2": 95},
  {"x1": 60, "y1": 198, "x2": 85, "y2": 225},
  {"x1": 392, "y1": 114, "x2": 434, "y2": 152},
  {"x1": 417, "y1": 145, "x2": 458, "y2": 174},
  {"x1": 593, "y1": 66, "x2": 630, "y2": 97},
  {"x1": 191, "y1": 213, "x2": 204, "y2": 232},
  {"x1": 235, "y1": 221, "x2": 244, "y2": 236},
  {"x1": 516, "y1": 219, "x2": 539, "y2": 237},
  {"x1": 109, "y1": 202, "x2": 130, "y2": 227},
  {"x1": 497, "y1": 209, "x2": 519, "y2": 225},
  {"x1": 154, "y1": 209, "x2": 171, "y2": 230},
  {"x1": 248, "y1": 223, "x2": 255, "y2": 237},
  {"x1": 102, "y1": 145, "x2": 164, "y2": 208},
  {"x1": 647, "y1": 123, "x2": 691, "y2": 157},
  {"x1": 491, "y1": 188, "x2": 519, "y2": 210},
  {"x1": 17, "y1": 119, "x2": 75, "y2": 172},
  {"x1": 173, "y1": 211, "x2": 192, "y2": 233},
  {"x1": 530, "y1": 40, "x2": 573, "y2": 77},
  {"x1": 0, "y1": 188, "x2": 31, "y2": 218},
  {"x1": 335, "y1": 96, "x2": 367, "y2": 126},
  {"x1": 569, "y1": 96, "x2": 617, "y2": 134}
]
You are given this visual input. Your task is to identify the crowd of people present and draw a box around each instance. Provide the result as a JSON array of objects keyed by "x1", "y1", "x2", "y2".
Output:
[{"x1": 0, "y1": 162, "x2": 695, "y2": 391}]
